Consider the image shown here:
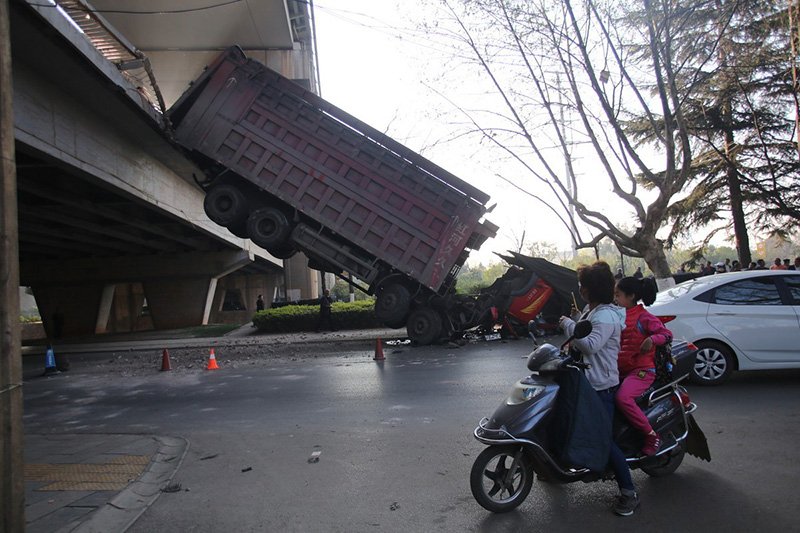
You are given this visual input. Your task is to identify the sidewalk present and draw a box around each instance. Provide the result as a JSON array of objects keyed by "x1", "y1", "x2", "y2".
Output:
[
  {"x1": 21, "y1": 324, "x2": 406, "y2": 357},
  {"x1": 24, "y1": 434, "x2": 188, "y2": 533}
]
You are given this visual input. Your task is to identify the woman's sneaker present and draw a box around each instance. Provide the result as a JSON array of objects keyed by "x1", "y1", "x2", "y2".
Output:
[
  {"x1": 613, "y1": 492, "x2": 640, "y2": 516},
  {"x1": 641, "y1": 433, "x2": 661, "y2": 456}
]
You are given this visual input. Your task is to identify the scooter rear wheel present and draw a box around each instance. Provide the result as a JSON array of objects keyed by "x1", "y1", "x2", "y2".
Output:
[
  {"x1": 641, "y1": 444, "x2": 685, "y2": 477},
  {"x1": 470, "y1": 445, "x2": 533, "y2": 513}
]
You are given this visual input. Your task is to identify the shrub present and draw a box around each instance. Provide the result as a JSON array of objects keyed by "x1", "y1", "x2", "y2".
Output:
[{"x1": 252, "y1": 299, "x2": 382, "y2": 333}]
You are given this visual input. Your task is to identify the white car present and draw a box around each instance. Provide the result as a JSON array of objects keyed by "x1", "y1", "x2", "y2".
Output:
[{"x1": 647, "y1": 270, "x2": 800, "y2": 385}]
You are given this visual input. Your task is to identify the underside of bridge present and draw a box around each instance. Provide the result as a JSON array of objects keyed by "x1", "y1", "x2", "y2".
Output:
[{"x1": 10, "y1": 0, "x2": 319, "y2": 339}]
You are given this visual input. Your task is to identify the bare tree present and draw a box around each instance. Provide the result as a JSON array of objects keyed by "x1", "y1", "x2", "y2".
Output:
[{"x1": 418, "y1": 0, "x2": 727, "y2": 277}]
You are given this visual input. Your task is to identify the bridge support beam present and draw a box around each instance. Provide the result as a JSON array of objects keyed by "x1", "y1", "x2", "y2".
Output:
[{"x1": 23, "y1": 250, "x2": 253, "y2": 337}]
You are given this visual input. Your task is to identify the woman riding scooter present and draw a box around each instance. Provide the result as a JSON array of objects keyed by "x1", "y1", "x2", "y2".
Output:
[{"x1": 559, "y1": 261, "x2": 639, "y2": 517}]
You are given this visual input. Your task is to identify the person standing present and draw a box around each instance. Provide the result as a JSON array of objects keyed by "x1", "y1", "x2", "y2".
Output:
[
  {"x1": 256, "y1": 294, "x2": 265, "y2": 312},
  {"x1": 633, "y1": 266, "x2": 643, "y2": 279},
  {"x1": 315, "y1": 289, "x2": 335, "y2": 332},
  {"x1": 560, "y1": 262, "x2": 636, "y2": 516},
  {"x1": 770, "y1": 257, "x2": 786, "y2": 270}
]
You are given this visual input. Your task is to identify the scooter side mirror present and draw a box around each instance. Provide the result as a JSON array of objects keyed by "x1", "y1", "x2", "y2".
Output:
[{"x1": 573, "y1": 319, "x2": 592, "y2": 339}]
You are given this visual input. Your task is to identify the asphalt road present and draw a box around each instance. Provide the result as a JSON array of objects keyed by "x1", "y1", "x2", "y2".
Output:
[{"x1": 22, "y1": 337, "x2": 800, "y2": 532}]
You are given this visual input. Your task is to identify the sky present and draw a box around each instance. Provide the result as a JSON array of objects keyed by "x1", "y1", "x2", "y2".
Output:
[
  {"x1": 311, "y1": 1, "x2": 576, "y2": 265},
  {"x1": 309, "y1": 1, "x2": 750, "y2": 268}
]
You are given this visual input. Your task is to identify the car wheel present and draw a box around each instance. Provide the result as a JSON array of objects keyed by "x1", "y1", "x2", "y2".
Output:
[{"x1": 691, "y1": 340, "x2": 735, "y2": 386}]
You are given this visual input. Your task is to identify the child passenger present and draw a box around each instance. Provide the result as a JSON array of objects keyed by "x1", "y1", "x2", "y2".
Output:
[{"x1": 613, "y1": 277, "x2": 672, "y2": 456}]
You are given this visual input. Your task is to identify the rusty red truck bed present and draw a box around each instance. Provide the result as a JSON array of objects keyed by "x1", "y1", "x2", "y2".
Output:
[{"x1": 168, "y1": 46, "x2": 496, "y2": 294}]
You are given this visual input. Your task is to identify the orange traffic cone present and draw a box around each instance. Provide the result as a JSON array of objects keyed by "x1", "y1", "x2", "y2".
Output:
[
  {"x1": 373, "y1": 337, "x2": 385, "y2": 361},
  {"x1": 206, "y1": 348, "x2": 220, "y2": 370},
  {"x1": 160, "y1": 349, "x2": 172, "y2": 371}
]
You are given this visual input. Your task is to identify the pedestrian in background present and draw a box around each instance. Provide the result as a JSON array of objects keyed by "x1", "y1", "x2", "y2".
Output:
[
  {"x1": 770, "y1": 257, "x2": 786, "y2": 270},
  {"x1": 315, "y1": 289, "x2": 336, "y2": 332},
  {"x1": 256, "y1": 294, "x2": 265, "y2": 312}
]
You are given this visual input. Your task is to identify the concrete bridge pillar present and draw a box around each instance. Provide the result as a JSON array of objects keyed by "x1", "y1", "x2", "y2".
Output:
[
  {"x1": 143, "y1": 277, "x2": 218, "y2": 330},
  {"x1": 22, "y1": 250, "x2": 253, "y2": 337},
  {"x1": 31, "y1": 284, "x2": 104, "y2": 339}
]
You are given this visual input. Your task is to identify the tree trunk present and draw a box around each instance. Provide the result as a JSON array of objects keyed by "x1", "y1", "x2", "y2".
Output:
[
  {"x1": 717, "y1": 0, "x2": 751, "y2": 266},
  {"x1": 637, "y1": 236, "x2": 672, "y2": 278},
  {"x1": 726, "y1": 151, "x2": 752, "y2": 265}
]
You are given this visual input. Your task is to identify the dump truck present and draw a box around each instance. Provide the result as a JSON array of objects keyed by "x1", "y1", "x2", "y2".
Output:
[{"x1": 167, "y1": 46, "x2": 498, "y2": 344}]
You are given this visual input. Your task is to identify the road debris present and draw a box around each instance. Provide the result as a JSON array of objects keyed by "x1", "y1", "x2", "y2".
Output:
[{"x1": 308, "y1": 450, "x2": 322, "y2": 463}]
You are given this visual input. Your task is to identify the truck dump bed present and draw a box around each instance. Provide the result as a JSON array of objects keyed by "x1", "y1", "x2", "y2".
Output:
[{"x1": 168, "y1": 47, "x2": 496, "y2": 292}]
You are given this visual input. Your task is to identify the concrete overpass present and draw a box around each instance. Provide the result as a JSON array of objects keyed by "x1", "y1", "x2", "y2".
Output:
[{"x1": 10, "y1": 0, "x2": 321, "y2": 338}]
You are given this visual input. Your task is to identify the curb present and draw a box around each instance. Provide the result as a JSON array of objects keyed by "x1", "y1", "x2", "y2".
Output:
[
  {"x1": 58, "y1": 436, "x2": 189, "y2": 533},
  {"x1": 21, "y1": 329, "x2": 405, "y2": 357}
]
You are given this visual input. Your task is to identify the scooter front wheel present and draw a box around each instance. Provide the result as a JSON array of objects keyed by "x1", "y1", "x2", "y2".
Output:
[{"x1": 470, "y1": 445, "x2": 533, "y2": 513}]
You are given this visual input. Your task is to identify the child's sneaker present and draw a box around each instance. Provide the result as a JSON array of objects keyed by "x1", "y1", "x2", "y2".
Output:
[{"x1": 641, "y1": 432, "x2": 661, "y2": 456}]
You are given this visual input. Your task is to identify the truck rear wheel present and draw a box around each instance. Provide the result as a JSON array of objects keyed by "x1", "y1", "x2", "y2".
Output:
[
  {"x1": 268, "y1": 245, "x2": 297, "y2": 259},
  {"x1": 375, "y1": 283, "x2": 411, "y2": 325},
  {"x1": 406, "y1": 307, "x2": 443, "y2": 345},
  {"x1": 204, "y1": 184, "x2": 248, "y2": 227},
  {"x1": 247, "y1": 207, "x2": 293, "y2": 249}
]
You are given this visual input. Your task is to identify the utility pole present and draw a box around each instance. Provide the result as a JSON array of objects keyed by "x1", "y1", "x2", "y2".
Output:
[{"x1": 0, "y1": 0, "x2": 25, "y2": 530}]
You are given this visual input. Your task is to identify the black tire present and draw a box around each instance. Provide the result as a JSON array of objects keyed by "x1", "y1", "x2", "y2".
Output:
[
  {"x1": 307, "y1": 258, "x2": 337, "y2": 273},
  {"x1": 383, "y1": 317, "x2": 407, "y2": 329},
  {"x1": 247, "y1": 207, "x2": 293, "y2": 249},
  {"x1": 690, "y1": 340, "x2": 735, "y2": 386},
  {"x1": 374, "y1": 283, "x2": 411, "y2": 325},
  {"x1": 470, "y1": 445, "x2": 533, "y2": 513},
  {"x1": 228, "y1": 221, "x2": 248, "y2": 239},
  {"x1": 268, "y1": 245, "x2": 297, "y2": 259},
  {"x1": 406, "y1": 307, "x2": 442, "y2": 345},
  {"x1": 641, "y1": 445, "x2": 685, "y2": 477},
  {"x1": 204, "y1": 184, "x2": 248, "y2": 227}
]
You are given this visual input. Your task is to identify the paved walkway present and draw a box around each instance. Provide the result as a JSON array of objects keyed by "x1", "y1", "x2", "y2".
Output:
[{"x1": 25, "y1": 434, "x2": 188, "y2": 533}]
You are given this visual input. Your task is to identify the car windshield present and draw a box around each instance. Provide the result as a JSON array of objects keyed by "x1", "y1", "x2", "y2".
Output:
[{"x1": 654, "y1": 277, "x2": 717, "y2": 303}]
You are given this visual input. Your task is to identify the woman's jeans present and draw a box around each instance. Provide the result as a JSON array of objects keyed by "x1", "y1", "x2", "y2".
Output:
[{"x1": 596, "y1": 387, "x2": 635, "y2": 491}]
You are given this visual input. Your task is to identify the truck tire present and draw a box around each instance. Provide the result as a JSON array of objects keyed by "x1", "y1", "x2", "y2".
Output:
[
  {"x1": 406, "y1": 307, "x2": 443, "y2": 345},
  {"x1": 247, "y1": 207, "x2": 293, "y2": 249},
  {"x1": 204, "y1": 184, "x2": 248, "y2": 227},
  {"x1": 375, "y1": 283, "x2": 411, "y2": 325},
  {"x1": 268, "y1": 245, "x2": 297, "y2": 259},
  {"x1": 228, "y1": 221, "x2": 248, "y2": 239}
]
